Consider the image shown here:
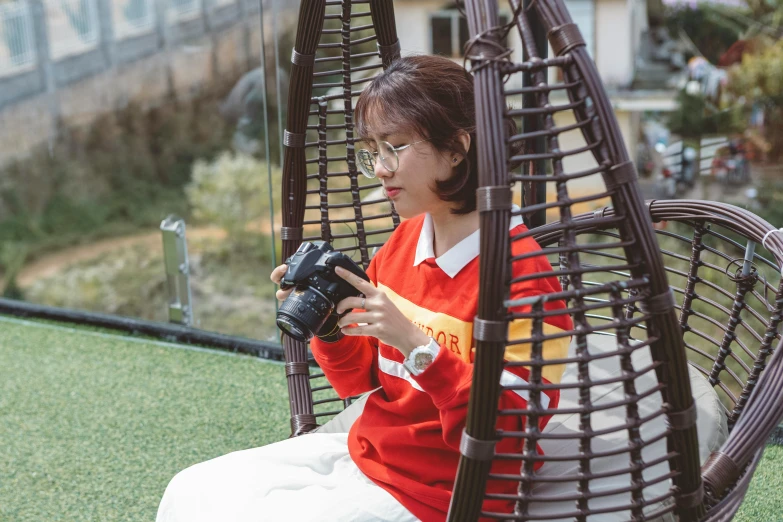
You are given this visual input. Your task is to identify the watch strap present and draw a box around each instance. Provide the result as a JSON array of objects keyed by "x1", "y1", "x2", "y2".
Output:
[{"x1": 404, "y1": 338, "x2": 440, "y2": 376}]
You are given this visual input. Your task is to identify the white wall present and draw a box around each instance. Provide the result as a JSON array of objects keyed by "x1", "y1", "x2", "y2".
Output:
[
  {"x1": 595, "y1": 0, "x2": 634, "y2": 87},
  {"x1": 395, "y1": 1, "x2": 441, "y2": 56}
]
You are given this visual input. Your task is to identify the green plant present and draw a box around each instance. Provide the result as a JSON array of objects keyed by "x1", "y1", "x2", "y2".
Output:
[
  {"x1": 667, "y1": 88, "x2": 745, "y2": 140},
  {"x1": 727, "y1": 38, "x2": 783, "y2": 161},
  {"x1": 0, "y1": 77, "x2": 239, "y2": 261},
  {"x1": 185, "y1": 152, "x2": 280, "y2": 249},
  {"x1": 0, "y1": 240, "x2": 27, "y2": 299}
]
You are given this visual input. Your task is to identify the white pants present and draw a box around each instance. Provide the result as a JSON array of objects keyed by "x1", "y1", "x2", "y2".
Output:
[{"x1": 156, "y1": 432, "x2": 419, "y2": 522}]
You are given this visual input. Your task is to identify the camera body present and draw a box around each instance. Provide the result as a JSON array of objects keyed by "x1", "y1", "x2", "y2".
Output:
[{"x1": 276, "y1": 241, "x2": 369, "y2": 342}]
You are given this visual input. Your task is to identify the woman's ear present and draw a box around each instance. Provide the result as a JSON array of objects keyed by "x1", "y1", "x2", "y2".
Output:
[{"x1": 454, "y1": 131, "x2": 471, "y2": 165}]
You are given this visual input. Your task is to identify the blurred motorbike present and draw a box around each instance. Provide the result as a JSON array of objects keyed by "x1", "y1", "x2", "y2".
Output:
[{"x1": 711, "y1": 150, "x2": 750, "y2": 186}]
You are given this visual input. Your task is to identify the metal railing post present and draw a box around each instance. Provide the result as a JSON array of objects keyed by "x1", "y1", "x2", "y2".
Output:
[{"x1": 160, "y1": 215, "x2": 194, "y2": 326}]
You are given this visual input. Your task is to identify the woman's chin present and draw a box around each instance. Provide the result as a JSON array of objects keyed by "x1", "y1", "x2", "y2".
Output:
[{"x1": 393, "y1": 207, "x2": 424, "y2": 220}]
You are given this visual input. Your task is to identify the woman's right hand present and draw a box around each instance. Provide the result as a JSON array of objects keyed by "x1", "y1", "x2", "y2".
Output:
[{"x1": 270, "y1": 264, "x2": 293, "y2": 302}]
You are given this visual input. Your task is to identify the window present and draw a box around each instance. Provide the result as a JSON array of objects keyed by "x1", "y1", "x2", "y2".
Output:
[
  {"x1": 430, "y1": 9, "x2": 508, "y2": 58},
  {"x1": 0, "y1": 0, "x2": 37, "y2": 76}
]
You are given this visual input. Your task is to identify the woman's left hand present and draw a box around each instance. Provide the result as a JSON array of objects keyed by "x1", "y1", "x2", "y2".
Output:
[{"x1": 334, "y1": 266, "x2": 430, "y2": 358}]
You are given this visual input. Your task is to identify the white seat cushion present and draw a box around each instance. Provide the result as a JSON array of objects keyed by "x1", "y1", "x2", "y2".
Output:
[
  {"x1": 316, "y1": 335, "x2": 728, "y2": 520},
  {"x1": 530, "y1": 334, "x2": 728, "y2": 521}
]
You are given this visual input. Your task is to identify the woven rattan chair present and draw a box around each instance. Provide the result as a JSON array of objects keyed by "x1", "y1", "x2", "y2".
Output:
[
  {"x1": 278, "y1": 0, "x2": 783, "y2": 519},
  {"x1": 522, "y1": 200, "x2": 783, "y2": 521}
]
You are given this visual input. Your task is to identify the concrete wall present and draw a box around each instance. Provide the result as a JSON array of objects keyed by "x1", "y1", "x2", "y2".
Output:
[
  {"x1": 595, "y1": 0, "x2": 635, "y2": 88},
  {"x1": 0, "y1": 0, "x2": 261, "y2": 165}
]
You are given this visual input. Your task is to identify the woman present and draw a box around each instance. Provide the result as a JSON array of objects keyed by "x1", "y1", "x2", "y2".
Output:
[{"x1": 157, "y1": 55, "x2": 572, "y2": 522}]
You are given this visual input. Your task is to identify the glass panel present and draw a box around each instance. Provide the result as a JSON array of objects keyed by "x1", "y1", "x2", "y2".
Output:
[{"x1": 0, "y1": 0, "x2": 281, "y2": 343}]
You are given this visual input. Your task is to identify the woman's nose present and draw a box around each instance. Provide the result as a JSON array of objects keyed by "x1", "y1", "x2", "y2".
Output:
[{"x1": 373, "y1": 161, "x2": 393, "y2": 179}]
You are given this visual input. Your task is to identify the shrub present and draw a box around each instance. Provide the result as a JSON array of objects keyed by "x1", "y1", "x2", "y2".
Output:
[
  {"x1": 0, "y1": 78, "x2": 239, "y2": 261},
  {"x1": 185, "y1": 152, "x2": 280, "y2": 248}
]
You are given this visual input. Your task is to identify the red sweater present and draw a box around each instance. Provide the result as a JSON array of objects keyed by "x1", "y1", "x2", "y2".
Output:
[{"x1": 311, "y1": 214, "x2": 572, "y2": 521}]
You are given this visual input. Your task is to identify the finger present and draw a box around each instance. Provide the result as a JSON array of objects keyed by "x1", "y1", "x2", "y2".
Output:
[
  {"x1": 336, "y1": 296, "x2": 366, "y2": 314},
  {"x1": 276, "y1": 288, "x2": 293, "y2": 301},
  {"x1": 270, "y1": 264, "x2": 288, "y2": 284},
  {"x1": 340, "y1": 324, "x2": 376, "y2": 337},
  {"x1": 335, "y1": 266, "x2": 376, "y2": 295},
  {"x1": 337, "y1": 311, "x2": 378, "y2": 328}
]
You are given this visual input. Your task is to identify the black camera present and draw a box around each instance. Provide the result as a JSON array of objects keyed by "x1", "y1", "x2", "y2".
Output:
[{"x1": 276, "y1": 241, "x2": 370, "y2": 342}]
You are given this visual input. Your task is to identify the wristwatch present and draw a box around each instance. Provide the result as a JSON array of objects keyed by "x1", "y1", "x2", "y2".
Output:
[{"x1": 403, "y1": 338, "x2": 440, "y2": 376}]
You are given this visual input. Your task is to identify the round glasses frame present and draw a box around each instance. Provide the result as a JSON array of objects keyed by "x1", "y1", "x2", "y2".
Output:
[{"x1": 356, "y1": 139, "x2": 429, "y2": 179}]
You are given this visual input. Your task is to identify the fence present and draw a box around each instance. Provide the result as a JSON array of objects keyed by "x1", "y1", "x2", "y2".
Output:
[
  {"x1": 113, "y1": 0, "x2": 156, "y2": 40},
  {"x1": 167, "y1": 0, "x2": 202, "y2": 24},
  {"x1": 44, "y1": 0, "x2": 100, "y2": 60},
  {"x1": 0, "y1": 0, "x2": 262, "y2": 113},
  {"x1": 0, "y1": 0, "x2": 37, "y2": 77}
]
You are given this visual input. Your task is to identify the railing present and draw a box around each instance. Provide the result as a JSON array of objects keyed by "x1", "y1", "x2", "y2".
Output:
[
  {"x1": 0, "y1": 0, "x2": 260, "y2": 84},
  {"x1": 212, "y1": 0, "x2": 236, "y2": 8},
  {"x1": 0, "y1": 0, "x2": 37, "y2": 77},
  {"x1": 44, "y1": 0, "x2": 100, "y2": 61},
  {"x1": 113, "y1": 0, "x2": 156, "y2": 40},
  {"x1": 167, "y1": 0, "x2": 202, "y2": 25},
  {"x1": 664, "y1": 136, "x2": 730, "y2": 178}
]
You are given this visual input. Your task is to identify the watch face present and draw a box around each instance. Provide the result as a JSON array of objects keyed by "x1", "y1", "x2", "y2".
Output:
[{"x1": 414, "y1": 351, "x2": 434, "y2": 370}]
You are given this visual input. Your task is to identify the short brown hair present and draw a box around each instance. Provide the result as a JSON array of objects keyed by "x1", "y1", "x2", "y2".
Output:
[{"x1": 355, "y1": 55, "x2": 482, "y2": 215}]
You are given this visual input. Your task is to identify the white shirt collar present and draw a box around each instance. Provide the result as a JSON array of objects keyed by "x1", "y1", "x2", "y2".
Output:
[{"x1": 413, "y1": 204, "x2": 524, "y2": 278}]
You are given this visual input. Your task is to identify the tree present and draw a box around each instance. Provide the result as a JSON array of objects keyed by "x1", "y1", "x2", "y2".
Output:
[
  {"x1": 665, "y1": 5, "x2": 740, "y2": 64},
  {"x1": 667, "y1": 86, "x2": 744, "y2": 140},
  {"x1": 727, "y1": 38, "x2": 783, "y2": 161}
]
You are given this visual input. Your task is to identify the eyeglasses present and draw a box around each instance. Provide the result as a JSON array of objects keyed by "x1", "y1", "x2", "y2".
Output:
[{"x1": 356, "y1": 139, "x2": 429, "y2": 179}]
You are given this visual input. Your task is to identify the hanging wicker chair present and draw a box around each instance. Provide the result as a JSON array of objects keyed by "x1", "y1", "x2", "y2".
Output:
[{"x1": 278, "y1": 0, "x2": 783, "y2": 520}]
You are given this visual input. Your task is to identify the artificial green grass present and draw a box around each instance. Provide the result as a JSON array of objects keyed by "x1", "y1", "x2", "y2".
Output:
[
  {"x1": 735, "y1": 444, "x2": 783, "y2": 522},
  {"x1": 1, "y1": 315, "x2": 782, "y2": 521},
  {"x1": 0, "y1": 316, "x2": 289, "y2": 521}
]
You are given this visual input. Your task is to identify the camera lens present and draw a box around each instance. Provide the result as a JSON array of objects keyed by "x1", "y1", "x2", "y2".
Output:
[
  {"x1": 277, "y1": 316, "x2": 306, "y2": 340},
  {"x1": 276, "y1": 287, "x2": 334, "y2": 342}
]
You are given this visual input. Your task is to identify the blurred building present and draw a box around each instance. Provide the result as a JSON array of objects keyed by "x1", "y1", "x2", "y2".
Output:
[
  {"x1": 396, "y1": 0, "x2": 680, "y2": 184},
  {"x1": 0, "y1": 0, "x2": 263, "y2": 165}
]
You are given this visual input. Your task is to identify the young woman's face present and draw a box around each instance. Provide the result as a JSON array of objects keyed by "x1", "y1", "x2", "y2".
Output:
[{"x1": 361, "y1": 129, "x2": 455, "y2": 219}]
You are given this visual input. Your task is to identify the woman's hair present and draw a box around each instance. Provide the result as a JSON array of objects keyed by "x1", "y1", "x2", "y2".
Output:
[{"x1": 355, "y1": 55, "x2": 518, "y2": 215}]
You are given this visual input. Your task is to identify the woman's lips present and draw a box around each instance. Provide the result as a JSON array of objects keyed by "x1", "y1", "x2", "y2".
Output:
[{"x1": 385, "y1": 187, "x2": 402, "y2": 199}]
